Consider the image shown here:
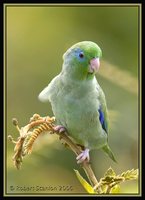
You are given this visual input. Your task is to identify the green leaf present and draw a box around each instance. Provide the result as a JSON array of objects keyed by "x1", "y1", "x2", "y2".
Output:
[
  {"x1": 110, "y1": 184, "x2": 120, "y2": 193},
  {"x1": 104, "y1": 167, "x2": 116, "y2": 178},
  {"x1": 121, "y1": 169, "x2": 138, "y2": 180},
  {"x1": 74, "y1": 169, "x2": 96, "y2": 194}
]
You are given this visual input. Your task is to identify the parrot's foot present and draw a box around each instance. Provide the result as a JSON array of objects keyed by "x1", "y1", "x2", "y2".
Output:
[
  {"x1": 76, "y1": 148, "x2": 90, "y2": 164},
  {"x1": 54, "y1": 125, "x2": 66, "y2": 133}
]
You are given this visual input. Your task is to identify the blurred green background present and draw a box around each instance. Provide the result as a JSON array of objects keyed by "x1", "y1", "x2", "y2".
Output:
[{"x1": 6, "y1": 5, "x2": 140, "y2": 195}]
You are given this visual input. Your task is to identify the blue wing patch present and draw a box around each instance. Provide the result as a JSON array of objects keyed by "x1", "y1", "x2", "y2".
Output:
[{"x1": 98, "y1": 107, "x2": 108, "y2": 134}]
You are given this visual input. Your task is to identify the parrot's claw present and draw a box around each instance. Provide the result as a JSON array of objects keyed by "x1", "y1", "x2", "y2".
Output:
[
  {"x1": 54, "y1": 125, "x2": 66, "y2": 133},
  {"x1": 76, "y1": 148, "x2": 90, "y2": 164}
]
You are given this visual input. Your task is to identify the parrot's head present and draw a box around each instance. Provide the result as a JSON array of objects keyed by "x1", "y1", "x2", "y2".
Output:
[{"x1": 62, "y1": 41, "x2": 102, "y2": 80}]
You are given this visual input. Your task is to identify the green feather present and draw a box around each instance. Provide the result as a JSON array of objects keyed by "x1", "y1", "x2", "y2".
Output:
[{"x1": 102, "y1": 145, "x2": 117, "y2": 163}]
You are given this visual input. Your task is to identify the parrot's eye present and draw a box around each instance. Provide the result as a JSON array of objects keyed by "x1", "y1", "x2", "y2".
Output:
[{"x1": 79, "y1": 52, "x2": 84, "y2": 58}]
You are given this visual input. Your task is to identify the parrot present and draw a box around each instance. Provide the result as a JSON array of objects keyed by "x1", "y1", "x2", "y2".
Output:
[{"x1": 38, "y1": 41, "x2": 116, "y2": 163}]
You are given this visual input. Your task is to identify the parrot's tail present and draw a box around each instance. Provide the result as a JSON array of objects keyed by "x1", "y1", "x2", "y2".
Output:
[{"x1": 102, "y1": 144, "x2": 117, "y2": 163}]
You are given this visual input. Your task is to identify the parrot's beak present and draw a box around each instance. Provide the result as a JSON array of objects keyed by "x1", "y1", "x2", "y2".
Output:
[{"x1": 89, "y1": 58, "x2": 100, "y2": 74}]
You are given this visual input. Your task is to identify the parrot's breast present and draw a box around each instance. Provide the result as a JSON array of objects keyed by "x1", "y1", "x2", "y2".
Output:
[{"x1": 50, "y1": 76, "x2": 107, "y2": 149}]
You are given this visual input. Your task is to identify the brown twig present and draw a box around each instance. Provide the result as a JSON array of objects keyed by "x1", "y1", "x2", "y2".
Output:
[{"x1": 58, "y1": 131, "x2": 101, "y2": 193}]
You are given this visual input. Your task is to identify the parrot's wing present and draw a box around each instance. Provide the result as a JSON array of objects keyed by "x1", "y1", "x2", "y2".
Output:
[
  {"x1": 97, "y1": 85, "x2": 117, "y2": 162},
  {"x1": 38, "y1": 75, "x2": 60, "y2": 102},
  {"x1": 38, "y1": 86, "x2": 51, "y2": 102},
  {"x1": 97, "y1": 85, "x2": 109, "y2": 134}
]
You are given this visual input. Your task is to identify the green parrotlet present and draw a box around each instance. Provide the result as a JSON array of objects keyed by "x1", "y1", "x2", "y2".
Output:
[{"x1": 38, "y1": 41, "x2": 116, "y2": 163}]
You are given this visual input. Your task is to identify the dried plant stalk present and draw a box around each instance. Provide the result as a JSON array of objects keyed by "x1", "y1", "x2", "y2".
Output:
[
  {"x1": 8, "y1": 114, "x2": 102, "y2": 193},
  {"x1": 24, "y1": 123, "x2": 53, "y2": 155}
]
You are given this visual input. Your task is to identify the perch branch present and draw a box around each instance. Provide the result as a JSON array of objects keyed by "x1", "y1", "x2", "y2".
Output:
[{"x1": 58, "y1": 131, "x2": 101, "y2": 192}]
